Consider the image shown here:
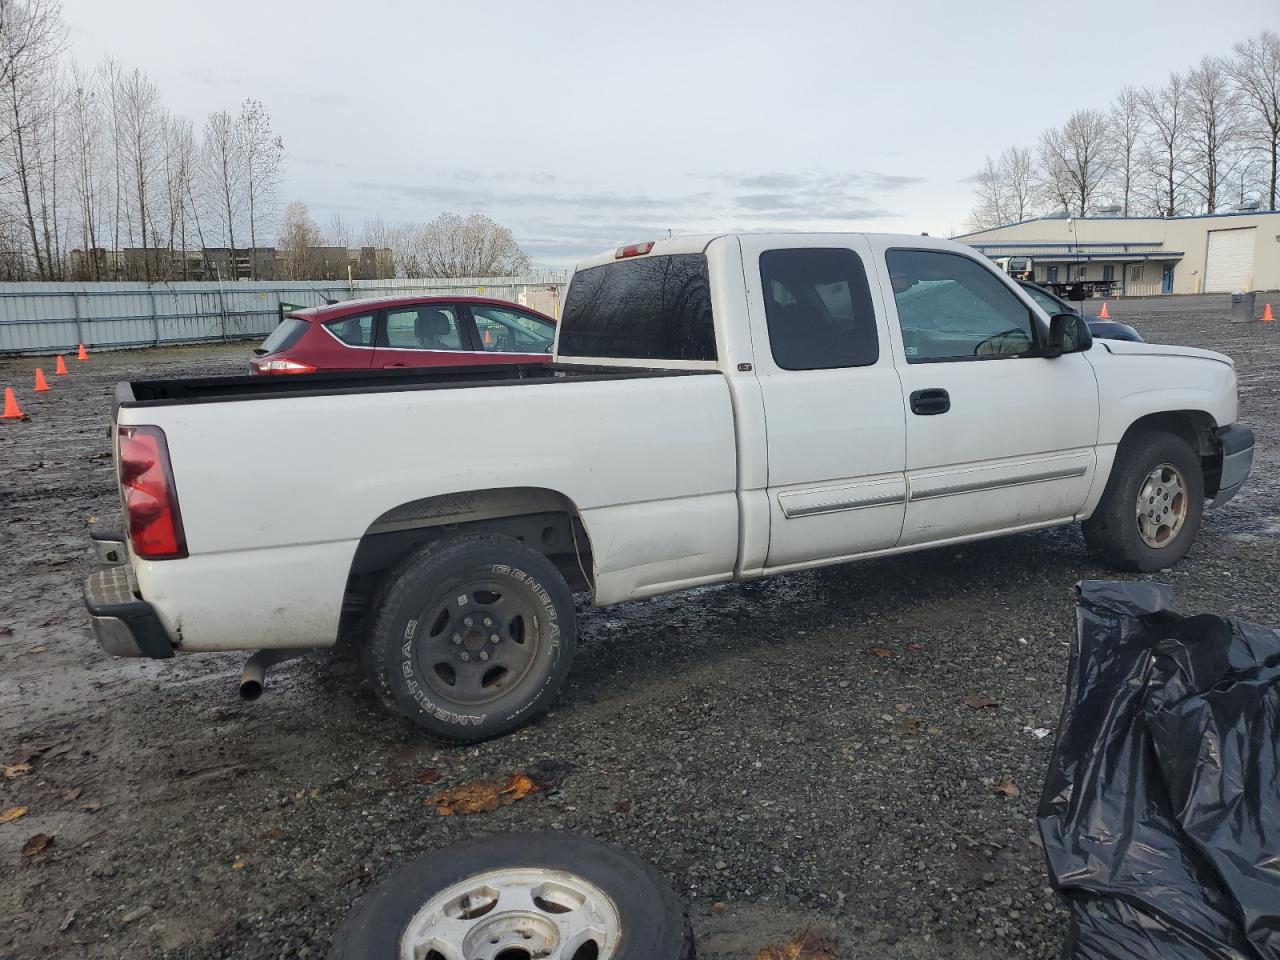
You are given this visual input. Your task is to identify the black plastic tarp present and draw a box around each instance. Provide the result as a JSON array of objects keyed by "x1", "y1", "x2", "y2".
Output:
[{"x1": 1038, "y1": 581, "x2": 1280, "y2": 960}]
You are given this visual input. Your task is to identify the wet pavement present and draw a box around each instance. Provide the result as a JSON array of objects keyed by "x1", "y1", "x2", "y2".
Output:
[{"x1": 1, "y1": 300, "x2": 1277, "y2": 959}]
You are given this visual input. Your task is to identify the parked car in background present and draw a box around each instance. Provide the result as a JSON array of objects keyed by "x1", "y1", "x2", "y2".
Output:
[
  {"x1": 251, "y1": 296, "x2": 556, "y2": 373},
  {"x1": 1018, "y1": 280, "x2": 1144, "y2": 342}
]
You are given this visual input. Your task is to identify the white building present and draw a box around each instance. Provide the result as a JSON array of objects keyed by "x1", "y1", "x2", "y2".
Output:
[{"x1": 955, "y1": 210, "x2": 1280, "y2": 296}]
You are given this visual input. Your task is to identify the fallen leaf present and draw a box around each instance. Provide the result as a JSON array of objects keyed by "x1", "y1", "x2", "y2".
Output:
[
  {"x1": 894, "y1": 702, "x2": 910, "y2": 713},
  {"x1": 415, "y1": 768, "x2": 440, "y2": 786},
  {"x1": 58, "y1": 908, "x2": 76, "y2": 932},
  {"x1": 526, "y1": 759, "x2": 572, "y2": 793},
  {"x1": 339, "y1": 865, "x2": 370, "y2": 885},
  {"x1": 63, "y1": 787, "x2": 82, "y2": 801},
  {"x1": 427, "y1": 771, "x2": 546, "y2": 816},
  {"x1": 3, "y1": 763, "x2": 32, "y2": 778},
  {"x1": 612, "y1": 800, "x2": 632, "y2": 814},
  {"x1": 756, "y1": 929, "x2": 838, "y2": 960},
  {"x1": 712, "y1": 900, "x2": 727, "y2": 914},
  {"x1": 927, "y1": 726, "x2": 943, "y2": 735},
  {"x1": 895, "y1": 719, "x2": 925, "y2": 736},
  {"x1": 0, "y1": 806, "x2": 28, "y2": 824},
  {"x1": 963, "y1": 693, "x2": 1001, "y2": 710},
  {"x1": 868, "y1": 647, "x2": 893, "y2": 658},
  {"x1": 121, "y1": 906, "x2": 152, "y2": 923},
  {"x1": 232, "y1": 856, "x2": 247, "y2": 870},
  {"x1": 31, "y1": 646, "x2": 46, "y2": 653},
  {"x1": 257, "y1": 826, "x2": 284, "y2": 841},
  {"x1": 994, "y1": 780, "x2": 1020, "y2": 798},
  {"x1": 905, "y1": 642, "x2": 925, "y2": 652},
  {"x1": 21, "y1": 832, "x2": 53, "y2": 859},
  {"x1": 79, "y1": 801, "x2": 101, "y2": 813},
  {"x1": 0, "y1": 626, "x2": 12, "y2": 637}
]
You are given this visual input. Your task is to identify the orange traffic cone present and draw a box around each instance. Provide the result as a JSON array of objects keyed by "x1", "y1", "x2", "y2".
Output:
[
  {"x1": 33, "y1": 368, "x2": 49, "y2": 392},
  {"x1": 76, "y1": 343, "x2": 88, "y2": 360},
  {"x1": 1098, "y1": 302, "x2": 1110, "y2": 319},
  {"x1": 483, "y1": 329, "x2": 494, "y2": 346},
  {"x1": 2, "y1": 387, "x2": 23, "y2": 419},
  {"x1": 55, "y1": 355, "x2": 67, "y2": 375},
  {"x1": 1264, "y1": 303, "x2": 1274, "y2": 323}
]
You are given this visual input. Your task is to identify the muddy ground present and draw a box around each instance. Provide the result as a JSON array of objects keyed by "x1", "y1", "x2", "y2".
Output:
[{"x1": 0, "y1": 298, "x2": 1276, "y2": 959}]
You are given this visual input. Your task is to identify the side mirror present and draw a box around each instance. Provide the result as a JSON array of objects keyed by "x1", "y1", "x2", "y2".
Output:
[{"x1": 1045, "y1": 312, "x2": 1092, "y2": 358}]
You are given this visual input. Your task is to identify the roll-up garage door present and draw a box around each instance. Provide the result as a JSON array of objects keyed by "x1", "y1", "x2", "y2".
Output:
[{"x1": 1204, "y1": 228, "x2": 1256, "y2": 292}]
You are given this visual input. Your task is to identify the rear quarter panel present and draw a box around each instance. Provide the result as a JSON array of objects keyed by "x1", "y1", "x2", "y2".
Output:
[{"x1": 117, "y1": 374, "x2": 739, "y2": 650}]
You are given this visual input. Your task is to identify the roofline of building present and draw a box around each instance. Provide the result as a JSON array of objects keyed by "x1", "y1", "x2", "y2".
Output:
[
  {"x1": 954, "y1": 208, "x2": 1280, "y2": 240},
  {"x1": 969, "y1": 241, "x2": 1165, "y2": 249}
]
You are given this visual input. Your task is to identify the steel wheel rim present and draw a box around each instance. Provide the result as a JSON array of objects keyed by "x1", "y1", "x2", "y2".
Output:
[
  {"x1": 414, "y1": 576, "x2": 541, "y2": 706},
  {"x1": 399, "y1": 867, "x2": 622, "y2": 960},
  {"x1": 1136, "y1": 462, "x2": 1188, "y2": 549}
]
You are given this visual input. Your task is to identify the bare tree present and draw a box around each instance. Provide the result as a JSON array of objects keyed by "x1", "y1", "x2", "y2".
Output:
[
  {"x1": 1140, "y1": 72, "x2": 1192, "y2": 216},
  {"x1": 199, "y1": 109, "x2": 243, "y2": 270},
  {"x1": 0, "y1": 0, "x2": 67, "y2": 277},
  {"x1": 968, "y1": 155, "x2": 1008, "y2": 229},
  {"x1": 1231, "y1": 31, "x2": 1280, "y2": 210},
  {"x1": 237, "y1": 97, "x2": 282, "y2": 276},
  {"x1": 1183, "y1": 56, "x2": 1244, "y2": 213},
  {"x1": 277, "y1": 199, "x2": 321, "y2": 279},
  {"x1": 1109, "y1": 86, "x2": 1146, "y2": 214},
  {"x1": 401, "y1": 213, "x2": 531, "y2": 278},
  {"x1": 324, "y1": 210, "x2": 349, "y2": 247},
  {"x1": 64, "y1": 61, "x2": 101, "y2": 277},
  {"x1": 113, "y1": 65, "x2": 162, "y2": 277},
  {"x1": 1036, "y1": 110, "x2": 1113, "y2": 215}
]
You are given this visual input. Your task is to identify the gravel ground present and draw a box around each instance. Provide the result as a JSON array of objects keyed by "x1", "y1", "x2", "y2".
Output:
[{"x1": 0, "y1": 298, "x2": 1276, "y2": 960}]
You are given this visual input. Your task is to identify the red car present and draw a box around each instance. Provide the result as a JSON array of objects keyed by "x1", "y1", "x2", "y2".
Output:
[{"x1": 251, "y1": 295, "x2": 556, "y2": 374}]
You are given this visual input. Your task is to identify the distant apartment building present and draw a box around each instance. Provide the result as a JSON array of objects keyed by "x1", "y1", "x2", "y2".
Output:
[{"x1": 68, "y1": 245, "x2": 395, "y2": 282}]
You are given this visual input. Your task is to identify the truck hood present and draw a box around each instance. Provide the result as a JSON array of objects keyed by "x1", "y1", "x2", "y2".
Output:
[{"x1": 1100, "y1": 339, "x2": 1233, "y2": 367}]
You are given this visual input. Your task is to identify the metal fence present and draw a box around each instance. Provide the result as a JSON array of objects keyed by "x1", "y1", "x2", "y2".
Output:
[{"x1": 0, "y1": 273, "x2": 569, "y2": 355}]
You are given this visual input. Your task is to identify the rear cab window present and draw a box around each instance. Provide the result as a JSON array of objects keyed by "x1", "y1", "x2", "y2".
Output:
[
  {"x1": 558, "y1": 254, "x2": 716, "y2": 361},
  {"x1": 759, "y1": 248, "x2": 878, "y2": 370}
]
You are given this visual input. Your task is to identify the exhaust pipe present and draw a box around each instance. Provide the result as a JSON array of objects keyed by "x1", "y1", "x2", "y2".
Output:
[{"x1": 239, "y1": 649, "x2": 304, "y2": 701}]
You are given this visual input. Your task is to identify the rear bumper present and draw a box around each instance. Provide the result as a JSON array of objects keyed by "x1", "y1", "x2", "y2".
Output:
[
  {"x1": 1210, "y1": 424, "x2": 1254, "y2": 509},
  {"x1": 83, "y1": 564, "x2": 175, "y2": 659}
]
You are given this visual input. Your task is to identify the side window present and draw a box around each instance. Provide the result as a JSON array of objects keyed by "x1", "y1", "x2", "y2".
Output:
[
  {"x1": 471, "y1": 305, "x2": 555, "y2": 354},
  {"x1": 886, "y1": 250, "x2": 1037, "y2": 363},
  {"x1": 323, "y1": 313, "x2": 374, "y2": 347},
  {"x1": 383, "y1": 306, "x2": 463, "y2": 350},
  {"x1": 1024, "y1": 286, "x2": 1062, "y2": 315},
  {"x1": 759, "y1": 248, "x2": 878, "y2": 370}
]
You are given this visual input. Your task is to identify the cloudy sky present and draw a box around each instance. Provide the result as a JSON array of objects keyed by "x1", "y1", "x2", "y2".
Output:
[{"x1": 63, "y1": 0, "x2": 1278, "y2": 267}]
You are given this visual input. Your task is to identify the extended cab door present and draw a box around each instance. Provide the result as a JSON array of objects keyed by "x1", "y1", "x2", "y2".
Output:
[
  {"x1": 738, "y1": 236, "x2": 909, "y2": 569},
  {"x1": 872, "y1": 240, "x2": 1100, "y2": 545},
  {"x1": 371, "y1": 303, "x2": 479, "y2": 368}
]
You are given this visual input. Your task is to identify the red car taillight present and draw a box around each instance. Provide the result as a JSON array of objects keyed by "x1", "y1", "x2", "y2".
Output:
[
  {"x1": 118, "y1": 425, "x2": 187, "y2": 560},
  {"x1": 254, "y1": 358, "x2": 316, "y2": 374}
]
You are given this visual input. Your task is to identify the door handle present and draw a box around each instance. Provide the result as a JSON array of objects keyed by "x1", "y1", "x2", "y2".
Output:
[
  {"x1": 909, "y1": 388, "x2": 950, "y2": 416},
  {"x1": 383, "y1": 362, "x2": 409, "y2": 368}
]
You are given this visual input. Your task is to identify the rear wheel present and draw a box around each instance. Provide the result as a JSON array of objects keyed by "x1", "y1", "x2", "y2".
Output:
[
  {"x1": 366, "y1": 535, "x2": 576, "y2": 741},
  {"x1": 1082, "y1": 430, "x2": 1205, "y2": 571}
]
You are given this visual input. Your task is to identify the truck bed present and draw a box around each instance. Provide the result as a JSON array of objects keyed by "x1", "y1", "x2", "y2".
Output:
[{"x1": 119, "y1": 361, "x2": 711, "y2": 407}]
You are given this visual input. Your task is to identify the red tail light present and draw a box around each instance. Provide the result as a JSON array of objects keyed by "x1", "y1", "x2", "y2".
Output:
[
  {"x1": 253, "y1": 358, "x2": 316, "y2": 374},
  {"x1": 118, "y1": 425, "x2": 187, "y2": 560},
  {"x1": 615, "y1": 241, "x2": 655, "y2": 259}
]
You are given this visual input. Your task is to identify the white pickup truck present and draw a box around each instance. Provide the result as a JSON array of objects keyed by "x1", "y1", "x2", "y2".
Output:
[{"x1": 84, "y1": 233, "x2": 1254, "y2": 740}]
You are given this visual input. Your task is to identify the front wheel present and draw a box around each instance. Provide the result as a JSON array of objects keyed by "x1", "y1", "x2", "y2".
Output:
[
  {"x1": 1082, "y1": 430, "x2": 1205, "y2": 571},
  {"x1": 366, "y1": 535, "x2": 577, "y2": 741}
]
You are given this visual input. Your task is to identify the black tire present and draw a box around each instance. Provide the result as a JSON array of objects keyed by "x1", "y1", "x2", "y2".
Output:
[
  {"x1": 330, "y1": 833, "x2": 695, "y2": 960},
  {"x1": 1082, "y1": 429, "x2": 1205, "y2": 572},
  {"x1": 367, "y1": 535, "x2": 576, "y2": 741}
]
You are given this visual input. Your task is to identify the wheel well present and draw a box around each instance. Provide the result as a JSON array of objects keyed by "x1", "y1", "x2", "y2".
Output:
[
  {"x1": 1119, "y1": 410, "x2": 1222, "y2": 494},
  {"x1": 339, "y1": 488, "x2": 595, "y2": 636}
]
